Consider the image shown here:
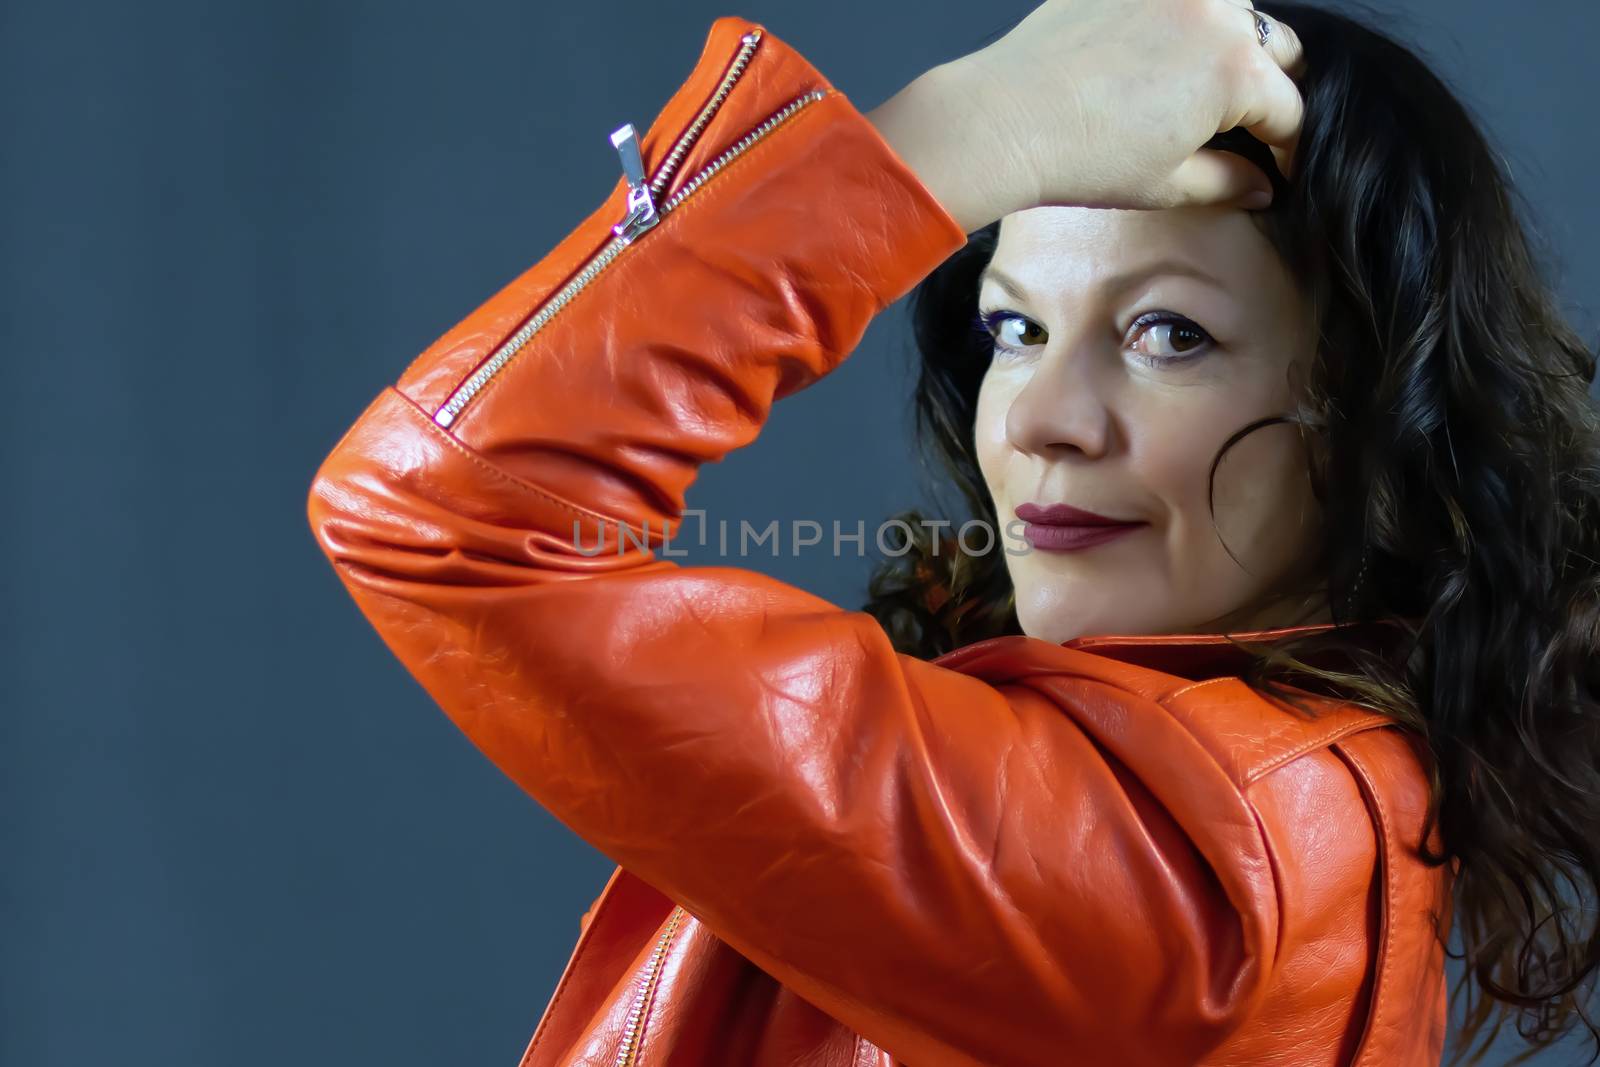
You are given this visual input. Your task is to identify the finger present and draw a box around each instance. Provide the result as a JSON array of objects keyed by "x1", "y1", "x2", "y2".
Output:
[
  {"x1": 1234, "y1": 60, "x2": 1305, "y2": 181},
  {"x1": 1226, "y1": 7, "x2": 1308, "y2": 179},
  {"x1": 1168, "y1": 147, "x2": 1277, "y2": 210},
  {"x1": 1232, "y1": 9, "x2": 1306, "y2": 179},
  {"x1": 1250, "y1": 8, "x2": 1307, "y2": 82}
]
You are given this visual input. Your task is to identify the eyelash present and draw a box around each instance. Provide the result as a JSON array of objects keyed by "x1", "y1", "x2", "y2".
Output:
[{"x1": 971, "y1": 308, "x2": 1214, "y2": 367}]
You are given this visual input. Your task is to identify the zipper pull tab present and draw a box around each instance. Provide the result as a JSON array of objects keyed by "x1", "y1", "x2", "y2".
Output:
[{"x1": 610, "y1": 123, "x2": 660, "y2": 244}]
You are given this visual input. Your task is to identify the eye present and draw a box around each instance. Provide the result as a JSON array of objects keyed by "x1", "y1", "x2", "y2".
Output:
[
  {"x1": 974, "y1": 307, "x2": 1216, "y2": 367},
  {"x1": 1129, "y1": 312, "x2": 1214, "y2": 365},
  {"x1": 973, "y1": 308, "x2": 1046, "y2": 356}
]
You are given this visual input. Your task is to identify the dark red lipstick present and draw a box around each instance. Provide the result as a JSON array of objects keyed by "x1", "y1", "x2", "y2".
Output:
[{"x1": 1015, "y1": 502, "x2": 1147, "y2": 552}]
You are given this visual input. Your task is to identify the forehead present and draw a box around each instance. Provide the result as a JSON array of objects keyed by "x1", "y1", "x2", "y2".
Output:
[{"x1": 986, "y1": 205, "x2": 1290, "y2": 301}]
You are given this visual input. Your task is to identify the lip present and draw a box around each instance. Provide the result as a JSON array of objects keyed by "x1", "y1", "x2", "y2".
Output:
[
  {"x1": 1014, "y1": 501, "x2": 1147, "y2": 553},
  {"x1": 1019, "y1": 522, "x2": 1145, "y2": 552},
  {"x1": 1015, "y1": 501, "x2": 1143, "y2": 526}
]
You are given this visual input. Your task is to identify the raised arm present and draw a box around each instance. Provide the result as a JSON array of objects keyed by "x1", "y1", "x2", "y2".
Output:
[{"x1": 305, "y1": 15, "x2": 1287, "y2": 1065}]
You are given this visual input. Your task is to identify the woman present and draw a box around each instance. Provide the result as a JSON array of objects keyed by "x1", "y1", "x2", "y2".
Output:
[{"x1": 306, "y1": 0, "x2": 1600, "y2": 1064}]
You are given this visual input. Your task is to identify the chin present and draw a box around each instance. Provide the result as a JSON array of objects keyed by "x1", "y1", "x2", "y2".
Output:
[
  {"x1": 1008, "y1": 558, "x2": 1172, "y2": 643},
  {"x1": 1016, "y1": 600, "x2": 1116, "y2": 645}
]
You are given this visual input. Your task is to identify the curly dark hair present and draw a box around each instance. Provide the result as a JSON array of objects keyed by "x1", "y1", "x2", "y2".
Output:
[{"x1": 863, "y1": 2, "x2": 1600, "y2": 1062}]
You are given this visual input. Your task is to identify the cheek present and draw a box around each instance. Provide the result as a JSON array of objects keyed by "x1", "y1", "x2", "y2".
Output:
[
  {"x1": 973, "y1": 371, "x2": 1013, "y2": 491},
  {"x1": 1130, "y1": 395, "x2": 1228, "y2": 518},
  {"x1": 1167, "y1": 416, "x2": 1317, "y2": 568}
]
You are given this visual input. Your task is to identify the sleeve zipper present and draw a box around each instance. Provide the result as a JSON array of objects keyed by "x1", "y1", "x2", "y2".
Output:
[{"x1": 432, "y1": 28, "x2": 828, "y2": 429}]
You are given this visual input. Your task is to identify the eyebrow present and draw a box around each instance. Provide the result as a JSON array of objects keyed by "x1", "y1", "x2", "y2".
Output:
[{"x1": 978, "y1": 258, "x2": 1232, "y2": 302}]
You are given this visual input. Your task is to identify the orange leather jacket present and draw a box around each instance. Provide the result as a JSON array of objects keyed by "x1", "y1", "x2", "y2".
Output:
[{"x1": 306, "y1": 16, "x2": 1455, "y2": 1066}]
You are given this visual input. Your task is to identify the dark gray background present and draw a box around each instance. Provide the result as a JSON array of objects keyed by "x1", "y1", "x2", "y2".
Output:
[{"x1": 6, "y1": 1, "x2": 1596, "y2": 1063}]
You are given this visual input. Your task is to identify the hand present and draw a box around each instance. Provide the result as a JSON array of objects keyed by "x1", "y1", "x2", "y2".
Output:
[{"x1": 866, "y1": 0, "x2": 1306, "y2": 231}]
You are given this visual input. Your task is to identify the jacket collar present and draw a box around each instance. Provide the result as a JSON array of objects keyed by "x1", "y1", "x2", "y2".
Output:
[
  {"x1": 1062, "y1": 619, "x2": 1350, "y2": 652},
  {"x1": 934, "y1": 617, "x2": 1418, "y2": 683},
  {"x1": 1062, "y1": 619, "x2": 1406, "y2": 677}
]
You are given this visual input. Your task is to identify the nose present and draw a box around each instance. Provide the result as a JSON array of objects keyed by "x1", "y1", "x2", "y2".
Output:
[{"x1": 1003, "y1": 345, "x2": 1115, "y2": 459}]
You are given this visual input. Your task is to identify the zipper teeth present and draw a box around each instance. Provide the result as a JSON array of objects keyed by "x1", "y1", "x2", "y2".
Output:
[
  {"x1": 647, "y1": 30, "x2": 763, "y2": 201},
  {"x1": 433, "y1": 86, "x2": 827, "y2": 428},
  {"x1": 656, "y1": 88, "x2": 824, "y2": 213},
  {"x1": 433, "y1": 231, "x2": 630, "y2": 428},
  {"x1": 432, "y1": 41, "x2": 827, "y2": 429},
  {"x1": 612, "y1": 906, "x2": 687, "y2": 1067}
]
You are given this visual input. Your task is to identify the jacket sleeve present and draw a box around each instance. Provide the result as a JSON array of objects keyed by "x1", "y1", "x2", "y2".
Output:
[{"x1": 304, "y1": 16, "x2": 1282, "y2": 1067}]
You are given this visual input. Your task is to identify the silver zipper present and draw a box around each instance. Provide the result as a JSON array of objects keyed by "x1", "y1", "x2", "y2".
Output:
[
  {"x1": 612, "y1": 905, "x2": 687, "y2": 1067},
  {"x1": 610, "y1": 26, "x2": 764, "y2": 244},
  {"x1": 432, "y1": 29, "x2": 827, "y2": 429}
]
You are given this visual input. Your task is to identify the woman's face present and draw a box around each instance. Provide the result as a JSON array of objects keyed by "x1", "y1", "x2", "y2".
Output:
[{"x1": 974, "y1": 205, "x2": 1327, "y2": 644}]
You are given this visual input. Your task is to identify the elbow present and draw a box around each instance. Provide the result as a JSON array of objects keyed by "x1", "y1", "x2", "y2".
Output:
[
  {"x1": 303, "y1": 410, "x2": 422, "y2": 586},
  {"x1": 304, "y1": 427, "x2": 373, "y2": 572},
  {"x1": 304, "y1": 463, "x2": 347, "y2": 568}
]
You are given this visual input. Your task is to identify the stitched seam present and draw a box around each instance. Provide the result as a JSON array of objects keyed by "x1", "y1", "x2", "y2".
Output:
[
  {"x1": 1334, "y1": 739, "x2": 1396, "y2": 1067},
  {"x1": 518, "y1": 871, "x2": 633, "y2": 1066},
  {"x1": 1162, "y1": 675, "x2": 1237, "y2": 702},
  {"x1": 1158, "y1": 679, "x2": 1396, "y2": 787},
  {"x1": 1244, "y1": 718, "x2": 1394, "y2": 787},
  {"x1": 385, "y1": 385, "x2": 658, "y2": 537}
]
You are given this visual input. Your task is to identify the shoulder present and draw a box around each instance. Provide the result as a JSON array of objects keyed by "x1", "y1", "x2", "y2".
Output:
[
  {"x1": 934, "y1": 632, "x2": 1434, "y2": 823},
  {"x1": 1157, "y1": 675, "x2": 1409, "y2": 789},
  {"x1": 936, "y1": 634, "x2": 1411, "y2": 780},
  {"x1": 933, "y1": 632, "x2": 1453, "y2": 1059}
]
